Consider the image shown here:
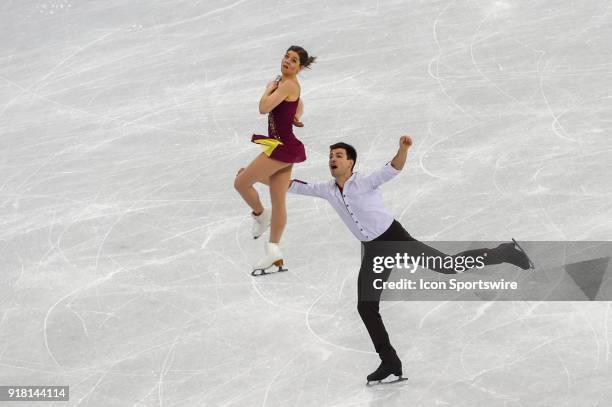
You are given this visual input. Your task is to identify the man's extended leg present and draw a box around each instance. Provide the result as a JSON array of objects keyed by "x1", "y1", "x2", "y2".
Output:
[{"x1": 378, "y1": 220, "x2": 530, "y2": 274}]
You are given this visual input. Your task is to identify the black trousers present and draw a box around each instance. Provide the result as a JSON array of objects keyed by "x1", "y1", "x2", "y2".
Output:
[{"x1": 357, "y1": 220, "x2": 508, "y2": 363}]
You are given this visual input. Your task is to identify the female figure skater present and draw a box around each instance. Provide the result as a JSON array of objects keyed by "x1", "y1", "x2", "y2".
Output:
[{"x1": 234, "y1": 46, "x2": 316, "y2": 273}]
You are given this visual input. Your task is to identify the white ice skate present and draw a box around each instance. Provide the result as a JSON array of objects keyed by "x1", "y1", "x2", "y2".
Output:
[
  {"x1": 251, "y1": 242, "x2": 287, "y2": 276},
  {"x1": 251, "y1": 209, "x2": 271, "y2": 239}
]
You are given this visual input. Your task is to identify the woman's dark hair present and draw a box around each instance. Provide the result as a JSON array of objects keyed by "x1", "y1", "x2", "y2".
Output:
[
  {"x1": 287, "y1": 45, "x2": 316, "y2": 69},
  {"x1": 329, "y1": 142, "x2": 357, "y2": 170}
]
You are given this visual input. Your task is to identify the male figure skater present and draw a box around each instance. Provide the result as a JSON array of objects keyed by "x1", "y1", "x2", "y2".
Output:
[{"x1": 283, "y1": 136, "x2": 532, "y2": 384}]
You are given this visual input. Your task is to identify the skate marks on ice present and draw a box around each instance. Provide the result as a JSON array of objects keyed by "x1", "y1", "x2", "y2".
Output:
[{"x1": 1, "y1": 0, "x2": 611, "y2": 404}]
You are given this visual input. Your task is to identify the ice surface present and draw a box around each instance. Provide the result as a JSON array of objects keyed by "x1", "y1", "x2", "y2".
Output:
[{"x1": 1, "y1": 0, "x2": 611, "y2": 406}]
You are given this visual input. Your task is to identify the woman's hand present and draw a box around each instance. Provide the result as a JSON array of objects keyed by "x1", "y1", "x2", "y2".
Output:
[
  {"x1": 265, "y1": 80, "x2": 278, "y2": 94},
  {"x1": 259, "y1": 78, "x2": 295, "y2": 114},
  {"x1": 265, "y1": 75, "x2": 281, "y2": 94},
  {"x1": 293, "y1": 98, "x2": 304, "y2": 127}
]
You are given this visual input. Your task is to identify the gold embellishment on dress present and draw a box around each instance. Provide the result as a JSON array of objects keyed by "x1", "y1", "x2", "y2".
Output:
[{"x1": 268, "y1": 112, "x2": 281, "y2": 141}]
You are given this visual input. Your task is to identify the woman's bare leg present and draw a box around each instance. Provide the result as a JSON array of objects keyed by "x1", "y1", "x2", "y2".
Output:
[
  {"x1": 234, "y1": 154, "x2": 290, "y2": 214},
  {"x1": 268, "y1": 165, "x2": 293, "y2": 243}
]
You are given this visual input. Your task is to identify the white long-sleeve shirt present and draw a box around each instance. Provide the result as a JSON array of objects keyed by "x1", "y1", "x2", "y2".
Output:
[{"x1": 287, "y1": 162, "x2": 401, "y2": 241}]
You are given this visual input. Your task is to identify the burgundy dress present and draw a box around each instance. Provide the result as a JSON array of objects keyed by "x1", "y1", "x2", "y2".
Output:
[{"x1": 251, "y1": 98, "x2": 306, "y2": 163}]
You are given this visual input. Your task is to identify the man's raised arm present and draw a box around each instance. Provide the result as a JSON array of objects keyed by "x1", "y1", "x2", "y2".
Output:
[
  {"x1": 363, "y1": 135, "x2": 412, "y2": 189},
  {"x1": 390, "y1": 135, "x2": 412, "y2": 171}
]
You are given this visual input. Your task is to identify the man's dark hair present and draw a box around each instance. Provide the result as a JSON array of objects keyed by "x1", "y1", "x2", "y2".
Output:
[{"x1": 329, "y1": 142, "x2": 357, "y2": 171}]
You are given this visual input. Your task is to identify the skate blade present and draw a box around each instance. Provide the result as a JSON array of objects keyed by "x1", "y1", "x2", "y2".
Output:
[
  {"x1": 251, "y1": 260, "x2": 288, "y2": 277},
  {"x1": 366, "y1": 376, "x2": 408, "y2": 386},
  {"x1": 511, "y1": 238, "x2": 535, "y2": 270}
]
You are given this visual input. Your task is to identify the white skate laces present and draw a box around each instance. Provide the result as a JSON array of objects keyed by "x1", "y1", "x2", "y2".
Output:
[
  {"x1": 251, "y1": 208, "x2": 271, "y2": 239},
  {"x1": 251, "y1": 242, "x2": 287, "y2": 276}
]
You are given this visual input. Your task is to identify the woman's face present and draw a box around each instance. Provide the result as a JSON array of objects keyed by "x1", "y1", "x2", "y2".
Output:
[{"x1": 281, "y1": 50, "x2": 301, "y2": 75}]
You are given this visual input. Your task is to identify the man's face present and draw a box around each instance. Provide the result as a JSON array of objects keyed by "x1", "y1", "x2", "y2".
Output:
[{"x1": 329, "y1": 148, "x2": 353, "y2": 178}]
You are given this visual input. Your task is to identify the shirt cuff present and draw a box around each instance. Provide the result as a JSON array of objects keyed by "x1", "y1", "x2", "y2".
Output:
[
  {"x1": 386, "y1": 161, "x2": 402, "y2": 174},
  {"x1": 288, "y1": 179, "x2": 307, "y2": 193},
  {"x1": 288, "y1": 180, "x2": 297, "y2": 193}
]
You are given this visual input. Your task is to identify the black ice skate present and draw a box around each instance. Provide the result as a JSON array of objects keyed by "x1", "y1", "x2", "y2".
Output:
[
  {"x1": 495, "y1": 239, "x2": 534, "y2": 270},
  {"x1": 366, "y1": 361, "x2": 407, "y2": 386},
  {"x1": 510, "y1": 238, "x2": 535, "y2": 270}
]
